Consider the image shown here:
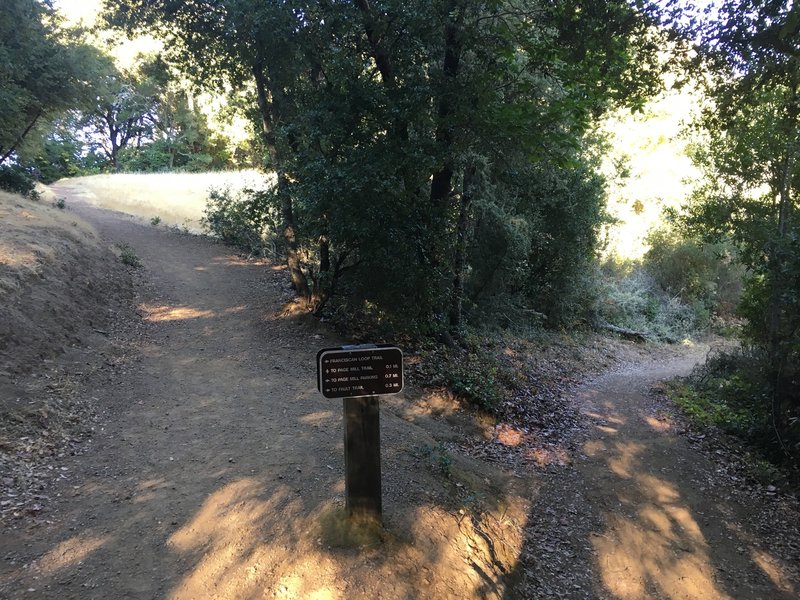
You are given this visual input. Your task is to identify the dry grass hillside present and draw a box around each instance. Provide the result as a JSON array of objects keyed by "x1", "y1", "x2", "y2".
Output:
[{"x1": 51, "y1": 171, "x2": 273, "y2": 232}]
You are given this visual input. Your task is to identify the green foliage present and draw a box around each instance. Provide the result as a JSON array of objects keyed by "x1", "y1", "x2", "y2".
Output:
[
  {"x1": 446, "y1": 350, "x2": 506, "y2": 412},
  {"x1": 0, "y1": 165, "x2": 38, "y2": 199},
  {"x1": 116, "y1": 80, "x2": 233, "y2": 173},
  {"x1": 54, "y1": 197, "x2": 65, "y2": 210},
  {"x1": 670, "y1": 380, "x2": 761, "y2": 438},
  {"x1": 414, "y1": 337, "x2": 509, "y2": 412},
  {"x1": 26, "y1": 130, "x2": 86, "y2": 183},
  {"x1": 106, "y1": 0, "x2": 670, "y2": 335},
  {"x1": 117, "y1": 244, "x2": 142, "y2": 268},
  {"x1": 0, "y1": 0, "x2": 105, "y2": 166},
  {"x1": 644, "y1": 222, "x2": 744, "y2": 322},
  {"x1": 670, "y1": 347, "x2": 799, "y2": 470},
  {"x1": 201, "y1": 187, "x2": 278, "y2": 257},
  {"x1": 682, "y1": 0, "x2": 800, "y2": 438},
  {"x1": 595, "y1": 264, "x2": 698, "y2": 341},
  {"x1": 413, "y1": 442, "x2": 454, "y2": 478}
]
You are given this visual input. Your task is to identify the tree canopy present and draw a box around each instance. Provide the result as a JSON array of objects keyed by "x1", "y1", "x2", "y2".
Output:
[
  {"x1": 682, "y1": 0, "x2": 799, "y2": 445},
  {"x1": 0, "y1": 0, "x2": 103, "y2": 165},
  {"x1": 105, "y1": 0, "x2": 669, "y2": 332}
]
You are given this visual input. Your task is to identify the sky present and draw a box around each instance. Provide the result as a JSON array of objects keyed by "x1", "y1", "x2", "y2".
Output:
[{"x1": 52, "y1": 0, "x2": 102, "y2": 26}]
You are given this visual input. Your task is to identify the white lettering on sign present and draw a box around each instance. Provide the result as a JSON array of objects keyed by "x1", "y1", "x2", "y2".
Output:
[{"x1": 317, "y1": 346, "x2": 404, "y2": 399}]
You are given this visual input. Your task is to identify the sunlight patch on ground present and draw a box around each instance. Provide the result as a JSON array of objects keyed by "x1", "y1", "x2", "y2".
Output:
[
  {"x1": 751, "y1": 549, "x2": 796, "y2": 595},
  {"x1": 636, "y1": 474, "x2": 681, "y2": 504},
  {"x1": 165, "y1": 477, "x2": 525, "y2": 598},
  {"x1": 525, "y1": 446, "x2": 570, "y2": 467},
  {"x1": 583, "y1": 411, "x2": 626, "y2": 426},
  {"x1": 166, "y1": 479, "x2": 357, "y2": 600},
  {"x1": 593, "y1": 512, "x2": 729, "y2": 600},
  {"x1": 645, "y1": 415, "x2": 673, "y2": 432},
  {"x1": 594, "y1": 425, "x2": 619, "y2": 435},
  {"x1": 33, "y1": 533, "x2": 109, "y2": 575},
  {"x1": 141, "y1": 304, "x2": 217, "y2": 322},
  {"x1": 139, "y1": 304, "x2": 246, "y2": 322},
  {"x1": 0, "y1": 241, "x2": 37, "y2": 270},
  {"x1": 607, "y1": 442, "x2": 646, "y2": 479},
  {"x1": 275, "y1": 574, "x2": 340, "y2": 600},
  {"x1": 593, "y1": 436, "x2": 731, "y2": 599},
  {"x1": 583, "y1": 440, "x2": 607, "y2": 457},
  {"x1": 725, "y1": 519, "x2": 797, "y2": 596},
  {"x1": 300, "y1": 411, "x2": 336, "y2": 424},
  {"x1": 495, "y1": 424, "x2": 525, "y2": 447}
]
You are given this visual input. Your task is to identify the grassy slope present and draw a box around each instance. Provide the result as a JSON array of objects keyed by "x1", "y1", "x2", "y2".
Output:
[
  {"x1": 0, "y1": 189, "x2": 99, "y2": 294},
  {"x1": 51, "y1": 170, "x2": 274, "y2": 232}
]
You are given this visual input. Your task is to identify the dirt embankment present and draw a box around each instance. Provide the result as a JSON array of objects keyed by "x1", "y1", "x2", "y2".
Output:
[{"x1": 0, "y1": 190, "x2": 140, "y2": 526}]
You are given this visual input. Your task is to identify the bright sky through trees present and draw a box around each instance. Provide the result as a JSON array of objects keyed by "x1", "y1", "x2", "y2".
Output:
[
  {"x1": 52, "y1": 0, "x2": 101, "y2": 25},
  {"x1": 48, "y1": 0, "x2": 712, "y2": 260}
]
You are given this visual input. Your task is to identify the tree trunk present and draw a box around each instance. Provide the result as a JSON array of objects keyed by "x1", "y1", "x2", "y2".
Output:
[
  {"x1": 429, "y1": 10, "x2": 463, "y2": 208},
  {"x1": 319, "y1": 235, "x2": 331, "y2": 274},
  {"x1": 449, "y1": 164, "x2": 475, "y2": 330},
  {"x1": 0, "y1": 109, "x2": 43, "y2": 166},
  {"x1": 252, "y1": 62, "x2": 311, "y2": 301},
  {"x1": 767, "y1": 82, "x2": 798, "y2": 434}
]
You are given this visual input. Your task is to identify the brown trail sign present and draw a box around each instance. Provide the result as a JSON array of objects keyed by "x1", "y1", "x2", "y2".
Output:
[{"x1": 317, "y1": 345, "x2": 403, "y2": 522}]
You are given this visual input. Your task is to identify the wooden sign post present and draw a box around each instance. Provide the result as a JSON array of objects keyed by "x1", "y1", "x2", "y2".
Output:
[
  {"x1": 343, "y1": 395, "x2": 382, "y2": 518},
  {"x1": 317, "y1": 345, "x2": 404, "y2": 522}
]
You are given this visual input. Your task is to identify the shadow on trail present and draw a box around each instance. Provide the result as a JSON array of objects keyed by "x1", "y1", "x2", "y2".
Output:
[
  {"x1": 503, "y1": 369, "x2": 798, "y2": 600},
  {"x1": 2, "y1": 199, "x2": 526, "y2": 599}
]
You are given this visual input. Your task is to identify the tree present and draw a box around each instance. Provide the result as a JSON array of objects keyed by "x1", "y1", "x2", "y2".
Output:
[
  {"x1": 107, "y1": 0, "x2": 313, "y2": 296},
  {"x1": 77, "y1": 54, "x2": 163, "y2": 170},
  {"x1": 105, "y1": 0, "x2": 668, "y2": 333},
  {"x1": 0, "y1": 0, "x2": 103, "y2": 166},
  {"x1": 685, "y1": 0, "x2": 800, "y2": 440}
]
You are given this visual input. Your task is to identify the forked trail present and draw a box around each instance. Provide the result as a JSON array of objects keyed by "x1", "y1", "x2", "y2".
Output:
[{"x1": 0, "y1": 182, "x2": 798, "y2": 599}]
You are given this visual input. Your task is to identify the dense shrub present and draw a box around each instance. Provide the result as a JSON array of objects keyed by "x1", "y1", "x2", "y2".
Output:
[
  {"x1": 118, "y1": 138, "x2": 231, "y2": 173},
  {"x1": 594, "y1": 264, "x2": 698, "y2": 341},
  {"x1": 671, "y1": 346, "x2": 800, "y2": 476},
  {"x1": 201, "y1": 187, "x2": 279, "y2": 257},
  {"x1": 644, "y1": 224, "x2": 743, "y2": 320},
  {"x1": 0, "y1": 165, "x2": 38, "y2": 198},
  {"x1": 464, "y1": 158, "x2": 606, "y2": 329}
]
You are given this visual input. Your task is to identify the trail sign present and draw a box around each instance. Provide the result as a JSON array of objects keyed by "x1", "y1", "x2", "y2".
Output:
[{"x1": 317, "y1": 345, "x2": 404, "y2": 399}]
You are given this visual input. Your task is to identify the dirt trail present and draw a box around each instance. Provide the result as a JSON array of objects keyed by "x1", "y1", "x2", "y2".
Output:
[
  {"x1": 510, "y1": 356, "x2": 800, "y2": 599},
  {"x1": 2, "y1": 183, "x2": 799, "y2": 599},
  {"x1": 1, "y1": 187, "x2": 526, "y2": 599},
  {"x1": 1, "y1": 191, "x2": 353, "y2": 598}
]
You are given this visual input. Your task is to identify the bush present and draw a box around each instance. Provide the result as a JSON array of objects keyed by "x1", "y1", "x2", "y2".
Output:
[
  {"x1": 445, "y1": 349, "x2": 506, "y2": 411},
  {"x1": 117, "y1": 243, "x2": 142, "y2": 268},
  {"x1": 0, "y1": 165, "x2": 39, "y2": 199},
  {"x1": 26, "y1": 135, "x2": 85, "y2": 183},
  {"x1": 644, "y1": 224, "x2": 743, "y2": 321},
  {"x1": 595, "y1": 264, "x2": 698, "y2": 341},
  {"x1": 201, "y1": 187, "x2": 279, "y2": 257},
  {"x1": 671, "y1": 346, "x2": 800, "y2": 473}
]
